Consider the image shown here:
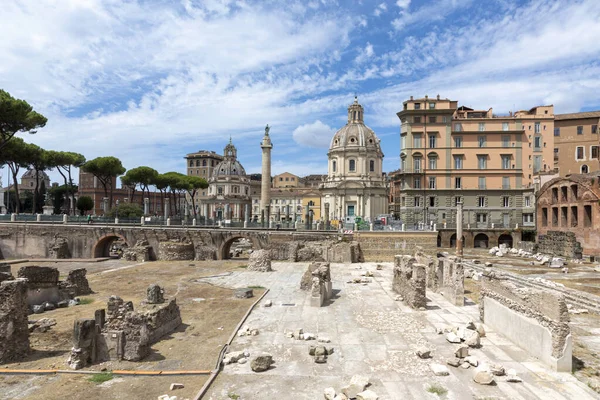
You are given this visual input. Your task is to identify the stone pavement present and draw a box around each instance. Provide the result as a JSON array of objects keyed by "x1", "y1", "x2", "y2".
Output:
[{"x1": 203, "y1": 262, "x2": 597, "y2": 400}]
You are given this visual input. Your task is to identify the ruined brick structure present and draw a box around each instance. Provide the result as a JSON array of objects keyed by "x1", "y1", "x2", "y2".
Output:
[
  {"x1": 300, "y1": 262, "x2": 332, "y2": 307},
  {"x1": 60, "y1": 268, "x2": 93, "y2": 296},
  {"x1": 433, "y1": 255, "x2": 465, "y2": 306},
  {"x1": 537, "y1": 172, "x2": 600, "y2": 257},
  {"x1": 48, "y1": 236, "x2": 71, "y2": 259},
  {"x1": 0, "y1": 279, "x2": 30, "y2": 363},
  {"x1": 123, "y1": 239, "x2": 153, "y2": 262},
  {"x1": 480, "y1": 272, "x2": 572, "y2": 372},
  {"x1": 392, "y1": 255, "x2": 426, "y2": 309}
]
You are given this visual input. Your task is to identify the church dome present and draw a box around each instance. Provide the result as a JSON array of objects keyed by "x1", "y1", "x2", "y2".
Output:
[
  {"x1": 212, "y1": 139, "x2": 247, "y2": 178},
  {"x1": 212, "y1": 160, "x2": 247, "y2": 177},
  {"x1": 329, "y1": 97, "x2": 382, "y2": 153},
  {"x1": 21, "y1": 169, "x2": 50, "y2": 180}
]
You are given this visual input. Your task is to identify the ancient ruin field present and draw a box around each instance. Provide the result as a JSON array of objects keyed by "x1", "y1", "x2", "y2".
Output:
[{"x1": 1, "y1": 259, "x2": 262, "y2": 400}]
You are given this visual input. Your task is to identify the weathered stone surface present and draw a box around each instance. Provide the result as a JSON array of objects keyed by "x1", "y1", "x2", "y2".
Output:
[
  {"x1": 430, "y1": 363, "x2": 450, "y2": 376},
  {"x1": 67, "y1": 319, "x2": 97, "y2": 369},
  {"x1": 250, "y1": 354, "x2": 274, "y2": 372},
  {"x1": 506, "y1": 368, "x2": 522, "y2": 382},
  {"x1": 0, "y1": 271, "x2": 13, "y2": 283},
  {"x1": 455, "y1": 345, "x2": 469, "y2": 358},
  {"x1": 147, "y1": 284, "x2": 164, "y2": 304},
  {"x1": 447, "y1": 358, "x2": 461, "y2": 367},
  {"x1": 194, "y1": 245, "x2": 217, "y2": 261},
  {"x1": 17, "y1": 266, "x2": 59, "y2": 288},
  {"x1": 0, "y1": 279, "x2": 29, "y2": 364},
  {"x1": 480, "y1": 273, "x2": 572, "y2": 372},
  {"x1": 356, "y1": 390, "x2": 378, "y2": 400},
  {"x1": 341, "y1": 375, "x2": 370, "y2": 399},
  {"x1": 123, "y1": 240, "x2": 153, "y2": 262},
  {"x1": 324, "y1": 387, "x2": 337, "y2": 400},
  {"x1": 392, "y1": 255, "x2": 426, "y2": 309},
  {"x1": 59, "y1": 268, "x2": 92, "y2": 296},
  {"x1": 415, "y1": 346, "x2": 431, "y2": 359},
  {"x1": 434, "y1": 255, "x2": 465, "y2": 306},
  {"x1": 490, "y1": 363, "x2": 505, "y2": 376},
  {"x1": 234, "y1": 288, "x2": 254, "y2": 299},
  {"x1": 536, "y1": 231, "x2": 582, "y2": 259},
  {"x1": 445, "y1": 332, "x2": 461, "y2": 343},
  {"x1": 247, "y1": 249, "x2": 272, "y2": 272},
  {"x1": 48, "y1": 237, "x2": 71, "y2": 259},
  {"x1": 157, "y1": 241, "x2": 194, "y2": 261},
  {"x1": 473, "y1": 365, "x2": 495, "y2": 385},
  {"x1": 465, "y1": 331, "x2": 481, "y2": 348}
]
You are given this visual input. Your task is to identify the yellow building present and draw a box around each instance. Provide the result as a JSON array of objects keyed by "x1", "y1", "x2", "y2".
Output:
[{"x1": 396, "y1": 95, "x2": 554, "y2": 231}]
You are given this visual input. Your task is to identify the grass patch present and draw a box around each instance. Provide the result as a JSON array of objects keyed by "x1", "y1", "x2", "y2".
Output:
[
  {"x1": 78, "y1": 297, "x2": 95, "y2": 305},
  {"x1": 237, "y1": 265, "x2": 248, "y2": 269},
  {"x1": 426, "y1": 383, "x2": 448, "y2": 396},
  {"x1": 248, "y1": 285, "x2": 265, "y2": 289},
  {"x1": 88, "y1": 372, "x2": 113, "y2": 384},
  {"x1": 228, "y1": 393, "x2": 240, "y2": 399}
]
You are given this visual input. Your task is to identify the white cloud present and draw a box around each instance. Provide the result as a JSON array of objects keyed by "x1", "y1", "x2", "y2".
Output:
[
  {"x1": 292, "y1": 120, "x2": 336, "y2": 148},
  {"x1": 396, "y1": 0, "x2": 411, "y2": 9},
  {"x1": 374, "y1": 2, "x2": 387, "y2": 16}
]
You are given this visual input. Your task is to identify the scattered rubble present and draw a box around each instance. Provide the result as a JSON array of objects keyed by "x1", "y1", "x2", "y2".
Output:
[
  {"x1": 309, "y1": 345, "x2": 333, "y2": 363},
  {"x1": 430, "y1": 363, "x2": 450, "y2": 376},
  {"x1": 250, "y1": 353, "x2": 274, "y2": 372},
  {"x1": 247, "y1": 249, "x2": 272, "y2": 272},
  {"x1": 341, "y1": 375, "x2": 371, "y2": 398}
]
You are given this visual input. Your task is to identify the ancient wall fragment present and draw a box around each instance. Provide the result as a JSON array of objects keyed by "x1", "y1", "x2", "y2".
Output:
[
  {"x1": 392, "y1": 255, "x2": 426, "y2": 309},
  {"x1": 479, "y1": 273, "x2": 572, "y2": 372},
  {"x1": 247, "y1": 249, "x2": 272, "y2": 272},
  {"x1": 0, "y1": 279, "x2": 30, "y2": 364}
]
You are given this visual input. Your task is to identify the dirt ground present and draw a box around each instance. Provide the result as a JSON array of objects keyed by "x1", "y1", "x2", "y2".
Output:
[{"x1": 1, "y1": 259, "x2": 261, "y2": 400}]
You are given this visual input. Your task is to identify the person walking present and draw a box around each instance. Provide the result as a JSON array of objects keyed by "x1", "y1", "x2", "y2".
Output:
[{"x1": 87, "y1": 214, "x2": 92, "y2": 225}]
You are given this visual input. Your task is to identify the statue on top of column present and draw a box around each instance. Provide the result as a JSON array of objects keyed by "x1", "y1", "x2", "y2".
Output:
[{"x1": 265, "y1": 124, "x2": 270, "y2": 136}]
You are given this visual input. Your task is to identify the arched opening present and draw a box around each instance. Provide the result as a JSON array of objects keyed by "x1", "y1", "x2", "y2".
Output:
[
  {"x1": 437, "y1": 234, "x2": 442, "y2": 247},
  {"x1": 449, "y1": 234, "x2": 465, "y2": 248},
  {"x1": 473, "y1": 233, "x2": 489, "y2": 248},
  {"x1": 581, "y1": 164, "x2": 589, "y2": 174},
  {"x1": 220, "y1": 236, "x2": 260, "y2": 260},
  {"x1": 92, "y1": 234, "x2": 129, "y2": 258},
  {"x1": 498, "y1": 233, "x2": 513, "y2": 248}
]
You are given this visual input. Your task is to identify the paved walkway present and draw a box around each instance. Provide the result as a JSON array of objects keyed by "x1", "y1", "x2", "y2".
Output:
[{"x1": 203, "y1": 262, "x2": 597, "y2": 400}]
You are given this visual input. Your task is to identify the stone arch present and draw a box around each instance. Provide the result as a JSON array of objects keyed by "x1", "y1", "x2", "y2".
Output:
[
  {"x1": 437, "y1": 234, "x2": 442, "y2": 247},
  {"x1": 219, "y1": 235, "x2": 261, "y2": 260},
  {"x1": 449, "y1": 233, "x2": 465, "y2": 248},
  {"x1": 473, "y1": 233, "x2": 489, "y2": 248},
  {"x1": 498, "y1": 233, "x2": 513, "y2": 247},
  {"x1": 92, "y1": 233, "x2": 130, "y2": 258}
]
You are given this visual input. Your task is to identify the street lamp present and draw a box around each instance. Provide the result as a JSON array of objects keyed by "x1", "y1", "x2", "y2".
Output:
[{"x1": 116, "y1": 199, "x2": 119, "y2": 223}]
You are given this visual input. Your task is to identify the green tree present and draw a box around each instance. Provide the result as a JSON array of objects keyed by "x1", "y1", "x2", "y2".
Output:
[
  {"x1": 162, "y1": 172, "x2": 187, "y2": 216},
  {"x1": 28, "y1": 145, "x2": 51, "y2": 214},
  {"x1": 81, "y1": 157, "x2": 126, "y2": 209},
  {"x1": 180, "y1": 175, "x2": 208, "y2": 218},
  {"x1": 76, "y1": 196, "x2": 94, "y2": 216},
  {"x1": 46, "y1": 151, "x2": 85, "y2": 214},
  {"x1": 106, "y1": 202, "x2": 143, "y2": 219},
  {"x1": 121, "y1": 166, "x2": 158, "y2": 206},
  {"x1": 0, "y1": 137, "x2": 37, "y2": 213},
  {"x1": 49, "y1": 184, "x2": 78, "y2": 214},
  {"x1": 120, "y1": 174, "x2": 137, "y2": 202},
  {"x1": 0, "y1": 89, "x2": 47, "y2": 150}
]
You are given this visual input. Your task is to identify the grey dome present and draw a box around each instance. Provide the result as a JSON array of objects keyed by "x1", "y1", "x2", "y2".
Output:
[
  {"x1": 212, "y1": 160, "x2": 247, "y2": 177},
  {"x1": 329, "y1": 97, "x2": 382, "y2": 153}
]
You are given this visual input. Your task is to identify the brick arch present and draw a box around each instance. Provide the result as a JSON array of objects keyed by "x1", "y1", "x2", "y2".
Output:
[
  {"x1": 92, "y1": 233, "x2": 130, "y2": 258},
  {"x1": 218, "y1": 235, "x2": 262, "y2": 260}
]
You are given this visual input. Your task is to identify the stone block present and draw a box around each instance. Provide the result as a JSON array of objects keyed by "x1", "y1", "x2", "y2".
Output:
[
  {"x1": 0, "y1": 279, "x2": 30, "y2": 364},
  {"x1": 147, "y1": 284, "x2": 165, "y2": 304},
  {"x1": 247, "y1": 249, "x2": 272, "y2": 272},
  {"x1": 234, "y1": 288, "x2": 254, "y2": 299},
  {"x1": 392, "y1": 255, "x2": 426, "y2": 309}
]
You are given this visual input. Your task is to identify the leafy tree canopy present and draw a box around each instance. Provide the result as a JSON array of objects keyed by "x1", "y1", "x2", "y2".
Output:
[
  {"x1": 107, "y1": 202, "x2": 143, "y2": 219},
  {"x1": 0, "y1": 89, "x2": 47, "y2": 150},
  {"x1": 76, "y1": 196, "x2": 94, "y2": 215},
  {"x1": 81, "y1": 156, "x2": 126, "y2": 179}
]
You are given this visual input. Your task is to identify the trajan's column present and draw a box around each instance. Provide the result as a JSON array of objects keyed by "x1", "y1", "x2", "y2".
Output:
[{"x1": 260, "y1": 124, "x2": 273, "y2": 221}]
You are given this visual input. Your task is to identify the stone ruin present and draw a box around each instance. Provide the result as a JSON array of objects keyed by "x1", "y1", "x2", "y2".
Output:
[
  {"x1": 0, "y1": 263, "x2": 13, "y2": 283},
  {"x1": 480, "y1": 272, "x2": 572, "y2": 372},
  {"x1": 194, "y1": 244, "x2": 217, "y2": 261},
  {"x1": 59, "y1": 269, "x2": 93, "y2": 297},
  {"x1": 300, "y1": 262, "x2": 332, "y2": 307},
  {"x1": 537, "y1": 231, "x2": 583, "y2": 259},
  {"x1": 392, "y1": 255, "x2": 426, "y2": 309},
  {"x1": 68, "y1": 285, "x2": 182, "y2": 369},
  {"x1": 157, "y1": 240, "x2": 195, "y2": 261},
  {"x1": 123, "y1": 239, "x2": 153, "y2": 262},
  {"x1": 0, "y1": 279, "x2": 29, "y2": 364},
  {"x1": 16, "y1": 266, "x2": 91, "y2": 311},
  {"x1": 48, "y1": 236, "x2": 71, "y2": 259},
  {"x1": 435, "y1": 256, "x2": 465, "y2": 306},
  {"x1": 288, "y1": 240, "x2": 363, "y2": 263},
  {"x1": 412, "y1": 248, "x2": 465, "y2": 306},
  {"x1": 147, "y1": 284, "x2": 164, "y2": 304},
  {"x1": 247, "y1": 249, "x2": 272, "y2": 272}
]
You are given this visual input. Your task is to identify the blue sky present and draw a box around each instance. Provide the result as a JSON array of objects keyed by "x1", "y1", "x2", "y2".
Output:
[{"x1": 2, "y1": 0, "x2": 600, "y2": 185}]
